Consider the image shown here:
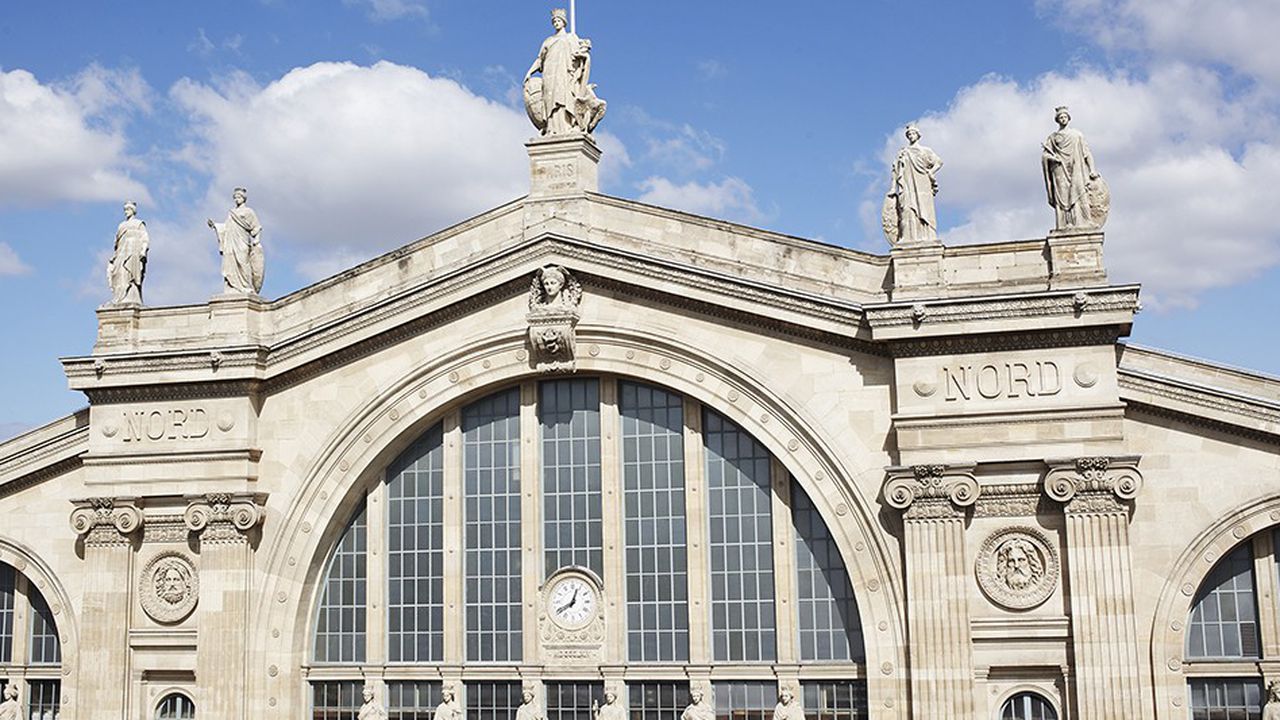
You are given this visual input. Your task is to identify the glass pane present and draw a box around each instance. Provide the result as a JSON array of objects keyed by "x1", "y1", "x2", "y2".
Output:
[
  {"x1": 801, "y1": 681, "x2": 868, "y2": 720},
  {"x1": 792, "y1": 479, "x2": 864, "y2": 663},
  {"x1": 463, "y1": 388, "x2": 523, "y2": 662},
  {"x1": 387, "y1": 424, "x2": 446, "y2": 663},
  {"x1": 546, "y1": 682, "x2": 605, "y2": 720},
  {"x1": 1188, "y1": 679, "x2": 1262, "y2": 720},
  {"x1": 465, "y1": 681, "x2": 522, "y2": 720},
  {"x1": 0, "y1": 565, "x2": 13, "y2": 664},
  {"x1": 711, "y1": 682, "x2": 775, "y2": 720},
  {"x1": 27, "y1": 680, "x2": 61, "y2": 720},
  {"x1": 1186, "y1": 543, "x2": 1260, "y2": 659},
  {"x1": 620, "y1": 382, "x2": 689, "y2": 663},
  {"x1": 312, "y1": 681, "x2": 362, "y2": 720},
  {"x1": 156, "y1": 693, "x2": 196, "y2": 720},
  {"x1": 540, "y1": 379, "x2": 603, "y2": 577},
  {"x1": 388, "y1": 680, "x2": 442, "y2": 720},
  {"x1": 629, "y1": 682, "x2": 690, "y2": 720},
  {"x1": 313, "y1": 505, "x2": 367, "y2": 663},
  {"x1": 28, "y1": 584, "x2": 61, "y2": 665},
  {"x1": 705, "y1": 409, "x2": 776, "y2": 662}
]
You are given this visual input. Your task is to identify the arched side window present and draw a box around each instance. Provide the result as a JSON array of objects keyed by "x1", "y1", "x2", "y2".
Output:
[
  {"x1": 309, "y1": 379, "x2": 869, "y2": 719},
  {"x1": 999, "y1": 692, "x2": 1058, "y2": 720},
  {"x1": 0, "y1": 561, "x2": 63, "y2": 718},
  {"x1": 1187, "y1": 543, "x2": 1259, "y2": 660},
  {"x1": 156, "y1": 693, "x2": 196, "y2": 719}
]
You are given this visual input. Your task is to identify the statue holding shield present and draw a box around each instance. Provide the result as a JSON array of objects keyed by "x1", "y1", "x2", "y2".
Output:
[{"x1": 524, "y1": 8, "x2": 606, "y2": 136}]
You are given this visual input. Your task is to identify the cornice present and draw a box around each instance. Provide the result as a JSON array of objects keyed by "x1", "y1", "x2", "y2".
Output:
[
  {"x1": 864, "y1": 286, "x2": 1141, "y2": 330},
  {"x1": 887, "y1": 327, "x2": 1120, "y2": 358},
  {"x1": 0, "y1": 415, "x2": 89, "y2": 495},
  {"x1": 1119, "y1": 366, "x2": 1280, "y2": 435}
]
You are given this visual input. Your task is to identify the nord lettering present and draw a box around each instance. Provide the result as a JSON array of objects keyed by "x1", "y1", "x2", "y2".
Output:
[
  {"x1": 121, "y1": 408, "x2": 209, "y2": 442},
  {"x1": 943, "y1": 362, "x2": 1062, "y2": 402}
]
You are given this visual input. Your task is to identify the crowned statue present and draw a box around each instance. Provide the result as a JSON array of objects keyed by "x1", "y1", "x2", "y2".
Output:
[
  {"x1": 358, "y1": 685, "x2": 388, "y2": 720},
  {"x1": 107, "y1": 200, "x2": 151, "y2": 305},
  {"x1": 207, "y1": 186, "x2": 265, "y2": 295},
  {"x1": 0, "y1": 683, "x2": 20, "y2": 720},
  {"x1": 592, "y1": 688, "x2": 626, "y2": 720},
  {"x1": 516, "y1": 685, "x2": 547, "y2": 720},
  {"x1": 883, "y1": 125, "x2": 944, "y2": 246},
  {"x1": 772, "y1": 687, "x2": 806, "y2": 720},
  {"x1": 682, "y1": 685, "x2": 714, "y2": 720},
  {"x1": 1264, "y1": 681, "x2": 1280, "y2": 720},
  {"x1": 435, "y1": 684, "x2": 463, "y2": 720},
  {"x1": 1042, "y1": 106, "x2": 1109, "y2": 231},
  {"x1": 524, "y1": 8, "x2": 606, "y2": 136}
]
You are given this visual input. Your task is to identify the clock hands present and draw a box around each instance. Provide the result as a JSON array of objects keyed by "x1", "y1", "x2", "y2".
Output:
[{"x1": 556, "y1": 585, "x2": 582, "y2": 615}]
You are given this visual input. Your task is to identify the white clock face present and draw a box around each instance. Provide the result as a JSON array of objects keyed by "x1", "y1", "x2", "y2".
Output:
[{"x1": 549, "y1": 576, "x2": 598, "y2": 629}]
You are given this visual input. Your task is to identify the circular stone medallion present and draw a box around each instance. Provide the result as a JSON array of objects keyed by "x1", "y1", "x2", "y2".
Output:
[
  {"x1": 139, "y1": 551, "x2": 199, "y2": 624},
  {"x1": 975, "y1": 526, "x2": 1059, "y2": 610}
]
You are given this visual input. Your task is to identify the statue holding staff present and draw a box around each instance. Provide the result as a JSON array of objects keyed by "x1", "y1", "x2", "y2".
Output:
[
  {"x1": 107, "y1": 200, "x2": 150, "y2": 305},
  {"x1": 524, "y1": 8, "x2": 606, "y2": 136},
  {"x1": 207, "y1": 186, "x2": 264, "y2": 295}
]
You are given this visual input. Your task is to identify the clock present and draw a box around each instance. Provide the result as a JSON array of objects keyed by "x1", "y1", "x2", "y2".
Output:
[{"x1": 547, "y1": 574, "x2": 599, "y2": 630}]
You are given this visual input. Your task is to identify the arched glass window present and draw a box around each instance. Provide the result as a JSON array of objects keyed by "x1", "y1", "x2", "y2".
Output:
[
  {"x1": 310, "y1": 379, "x2": 868, "y2": 719},
  {"x1": 999, "y1": 692, "x2": 1058, "y2": 720},
  {"x1": 1187, "y1": 543, "x2": 1259, "y2": 659},
  {"x1": 156, "y1": 693, "x2": 196, "y2": 719},
  {"x1": 0, "y1": 562, "x2": 63, "y2": 718}
]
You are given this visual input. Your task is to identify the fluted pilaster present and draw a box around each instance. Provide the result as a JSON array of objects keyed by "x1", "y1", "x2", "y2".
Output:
[
  {"x1": 884, "y1": 464, "x2": 979, "y2": 719},
  {"x1": 1044, "y1": 456, "x2": 1144, "y2": 719}
]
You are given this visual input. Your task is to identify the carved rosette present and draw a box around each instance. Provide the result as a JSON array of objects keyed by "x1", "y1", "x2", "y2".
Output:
[
  {"x1": 884, "y1": 464, "x2": 980, "y2": 520},
  {"x1": 139, "y1": 550, "x2": 199, "y2": 623},
  {"x1": 184, "y1": 493, "x2": 265, "y2": 544},
  {"x1": 975, "y1": 526, "x2": 1060, "y2": 610},
  {"x1": 69, "y1": 497, "x2": 143, "y2": 547},
  {"x1": 1044, "y1": 456, "x2": 1142, "y2": 514},
  {"x1": 526, "y1": 265, "x2": 582, "y2": 373}
]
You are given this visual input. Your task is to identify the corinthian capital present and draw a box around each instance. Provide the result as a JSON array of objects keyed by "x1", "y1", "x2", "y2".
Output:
[
  {"x1": 184, "y1": 492, "x2": 266, "y2": 544},
  {"x1": 1043, "y1": 456, "x2": 1142, "y2": 513},
  {"x1": 883, "y1": 463, "x2": 980, "y2": 519},
  {"x1": 69, "y1": 496, "x2": 143, "y2": 546}
]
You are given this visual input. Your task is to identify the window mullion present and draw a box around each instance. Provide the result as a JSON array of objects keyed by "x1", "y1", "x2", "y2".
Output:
[
  {"x1": 520, "y1": 381, "x2": 543, "y2": 666},
  {"x1": 682, "y1": 398, "x2": 711, "y2": 666},
  {"x1": 1252, "y1": 533, "x2": 1280, "y2": 659},
  {"x1": 443, "y1": 410, "x2": 464, "y2": 666},
  {"x1": 11, "y1": 573, "x2": 30, "y2": 667},
  {"x1": 367, "y1": 474, "x2": 388, "y2": 669},
  {"x1": 770, "y1": 458, "x2": 798, "y2": 666},
  {"x1": 599, "y1": 376, "x2": 626, "y2": 666}
]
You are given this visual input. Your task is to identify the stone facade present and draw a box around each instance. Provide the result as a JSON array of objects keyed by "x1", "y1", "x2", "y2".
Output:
[{"x1": 1, "y1": 134, "x2": 1278, "y2": 720}]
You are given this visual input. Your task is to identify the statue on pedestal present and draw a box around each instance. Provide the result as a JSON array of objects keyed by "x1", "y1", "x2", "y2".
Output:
[
  {"x1": 435, "y1": 684, "x2": 463, "y2": 720},
  {"x1": 681, "y1": 685, "x2": 714, "y2": 720},
  {"x1": 526, "y1": 264, "x2": 582, "y2": 372},
  {"x1": 883, "y1": 125, "x2": 944, "y2": 246},
  {"x1": 107, "y1": 200, "x2": 150, "y2": 305},
  {"x1": 516, "y1": 685, "x2": 546, "y2": 720},
  {"x1": 207, "y1": 186, "x2": 265, "y2": 294},
  {"x1": 1263, "y1": 681, "x2": 1280, "y2": 720},
  {"x1": 0, "y1": 683, "x2": 21, "y2": 720},
  {"x1": 1042, "y1": 106, "x2": 1109, "y2": 231},
  {"x1": 524, "y1": 8, "x2": 606, "y2": 136},
  {"x1": 592, "y1": 688, "x2": 626, "y2": 720},
  {"x1": 358, "y1": 685, "x2": 387, "y2": 720},
  {"x1": 772, "y1": 687, "x2": 806, "y2": 720}
]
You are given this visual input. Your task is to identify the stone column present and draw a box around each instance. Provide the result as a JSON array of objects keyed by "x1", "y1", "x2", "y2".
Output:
[
  {"x1": 69, "y1": 497, "x2": 143, "y2": 720},
  {"x1": 1044, "y1": 457, "x2": 1144, "y2": 719},
  {"x1": 184, "y1": 493, "x2": 265, "y2": 720},
  {"x1": 883, "y1": 465, "x2": 980, "y2": 720}
]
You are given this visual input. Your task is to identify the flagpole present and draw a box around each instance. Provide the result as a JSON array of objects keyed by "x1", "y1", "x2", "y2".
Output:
[{"x1": 570, "y1": 0, "x2": 576, "y2": 34}]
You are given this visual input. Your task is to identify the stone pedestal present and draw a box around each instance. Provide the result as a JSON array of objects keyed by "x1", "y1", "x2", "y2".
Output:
[
  {"x1": 1045, "y1": 457, "x2": 1144, "y2": 719},
  {"x1": 69, "y1": 498, "x2": 142, "y2": 720},
  {"x1": 207, "y1": 293, "x2": 267, "y2": 345},
  {"x1": 526, "y1": 133, "x2": 600, "y2": 199},
  {"x1": 890, "y1": 242, "x2": 946, "y2": 301},
  {"x1": 1046, "y1": 230, "x2": 1107, "y2": 289},
  {"x1": 94, "y1": 304, "x2": 143, "y2": 352},
  {"x1": 884, "y1": 465, "x2": 980, "y2": 719}
]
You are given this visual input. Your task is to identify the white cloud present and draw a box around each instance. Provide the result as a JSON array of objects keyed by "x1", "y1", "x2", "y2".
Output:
[
  {"x1": 1045, "y1": 0, "x2": 1280, "y2": 85},
  {"x1": 0, "y1": 242, "x2": 31, "y2": 276},
  {"x1": 0, "y1": 65, "x2": 151, "y2": 207},
  {"x1": 167, "y1": 61, "x2": 531, "y2": 293},
  {"x1": 873, "y1": 63, "x2": 1280, "y2": 308},
  {"x1": 344, "y1": 0, "x2": 428, "y2": 22},
  {"x1": 637, "y1": 176, "x2": 766, "y2": 225}
]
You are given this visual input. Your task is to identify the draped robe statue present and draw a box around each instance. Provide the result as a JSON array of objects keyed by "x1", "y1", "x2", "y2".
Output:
[
  {"x1": 524, "y1": 8, "x2": 606, "y2": 135},
  {"x1": 358, "y1": 686, "x2": 387, "y2": 720},
  {"x1": 772, "y1": 690, "x2": 806, "y2": 720},
  {"x1": 0, "y1": 683, "x2": 21, "y2": 720},
  {"x1": 434, "y1": 686, "x2": 463, "y2": 720},
  {"x1": 593, "y1": 691, "x2": 626, "y2": 720},
  {"x1": 681, "y1": 688, "x2": 714, "y2": 720},
  {"x1": 207, "y1": 187, "x2": 264, "y2": 294},
  {"x1": 1264, "y1": 681, "x2": 1280, "y2": 720},
  {"x1": 516, "y1": 689, "x2": 547, "y2": 720},
  {"x1": 1042, "y1": 106, "x2": 1107, "y2": 230},
  {"x1": 885, "y1": 125, "x2": 944, "y2": 245},
  {"x1": 107, "y1": 201, "x2": 150, "y2": 305}
]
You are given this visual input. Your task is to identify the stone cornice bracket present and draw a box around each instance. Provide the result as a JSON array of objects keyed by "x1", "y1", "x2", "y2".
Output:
[
  {"x1": 1043, "y1": 456, "x2": 1143, "y2": 514},
  {"x1": 183, "y1": 492, "x2": 266, "y2": 544},
  {"x1": 884, "y1": 463, "x2": 980, "y2": 519},
  {"x1": 69, "y1": 496, "x2": 143, "y2": 547}
]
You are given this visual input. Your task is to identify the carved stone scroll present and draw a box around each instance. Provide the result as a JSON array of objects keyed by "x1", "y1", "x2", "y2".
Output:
[
  {"x1": 884, "y1": 463, "x2": 980, "y2": 519},
  {"x1": 184, "y1": 492, "x2": 266, "y2": 544},
  {"x1": 70, "y1": 496, "x2": 143, "y2": 546},
  {"x1": 1044, "y1": 456, "x2": 1142, "y2": 514}
]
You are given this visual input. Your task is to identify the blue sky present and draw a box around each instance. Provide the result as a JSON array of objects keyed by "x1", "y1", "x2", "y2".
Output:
[{"x1": 2, "y1": 1, "x2": 1278, "y2": 437}]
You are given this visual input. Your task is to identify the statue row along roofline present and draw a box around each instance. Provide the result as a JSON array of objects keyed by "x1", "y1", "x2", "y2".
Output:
[{"x1": 101, "y1": 7, "x2": 1109, "y2": 310}]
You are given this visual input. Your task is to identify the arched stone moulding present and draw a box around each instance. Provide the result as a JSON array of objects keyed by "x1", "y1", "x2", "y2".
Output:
[
  {"x1": 151, "y1": 687, "x2": 197, "y2": 717},
  {"x1": 1149, "y1": 492, "x2": 1280, "y2": 719},
  {"x1": 992, "y1": 683, "x2": 1065, "y2": 720},
  {"x1": 254, "y1": 325, "x2": 908, "y2": 719},
  {"x1": 0, "y1": 534, "x2": 80, "y2": 710}
]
